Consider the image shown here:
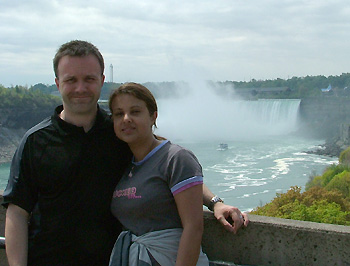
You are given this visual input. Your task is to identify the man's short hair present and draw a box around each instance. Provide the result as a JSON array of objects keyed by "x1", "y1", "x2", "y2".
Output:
[{"x1": 53, "y1": 40, "x2": 104, "y2": 78}]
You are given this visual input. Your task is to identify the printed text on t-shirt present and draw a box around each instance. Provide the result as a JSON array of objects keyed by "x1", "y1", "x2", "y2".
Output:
[{"x1": 113, "y1": 187, "x2": 141, "y2": 199}]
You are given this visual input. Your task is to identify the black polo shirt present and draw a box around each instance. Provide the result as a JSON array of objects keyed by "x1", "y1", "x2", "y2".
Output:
[{"x1": 3, "y1": 105, "x2": 132, "y2": 265}]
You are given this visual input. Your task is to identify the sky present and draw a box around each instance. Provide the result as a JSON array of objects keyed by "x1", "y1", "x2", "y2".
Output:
[{"x1": 1, "y1": 0, "x2": 350, "y2": 87}]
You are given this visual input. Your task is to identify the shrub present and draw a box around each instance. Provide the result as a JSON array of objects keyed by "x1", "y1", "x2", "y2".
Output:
[
  {"x1": 306, "y1": 164, "x2": 350, "y2": 190},
  {"x1": 325, "y1": 171, "x2": 350, "y2": 199},
  {"x1": 251, "y1": 186, "x2": 350, "y2": 225},
  {"x1": 339, "y1": 146, "x2": 350, "y2": 167}
]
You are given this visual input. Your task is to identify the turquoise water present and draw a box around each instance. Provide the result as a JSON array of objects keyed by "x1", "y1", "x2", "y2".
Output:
[
  {"x1": 0, "y1": 162, "x2": 10, "y2": 191},
  {"x1": 0, "y1": 136, "x2": 337, "y2": 211},
  {"x1": 177, "y1": 136, "x2": 337, "y2": 212}
]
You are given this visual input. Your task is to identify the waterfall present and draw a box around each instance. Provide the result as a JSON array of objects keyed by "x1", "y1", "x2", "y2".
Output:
[
  {"x1": 155, "y1": 85, "x2": 301, "y2": 142},
  {"x1": 234, "y1": 99, "x2": 300, "y2": 136}
]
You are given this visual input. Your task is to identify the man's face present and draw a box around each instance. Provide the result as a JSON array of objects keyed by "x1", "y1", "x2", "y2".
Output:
[{"x1": 55, "y1": 55, "x2": 105, "y2": 116}]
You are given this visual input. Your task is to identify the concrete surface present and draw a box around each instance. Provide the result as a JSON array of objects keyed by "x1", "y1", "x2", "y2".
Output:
[
  {"x1": 202, "y1": 212, "x2": 350, "y2": 266},
  {"x1": 1, "y1": 195, "x2": 350, "y2": 266}
]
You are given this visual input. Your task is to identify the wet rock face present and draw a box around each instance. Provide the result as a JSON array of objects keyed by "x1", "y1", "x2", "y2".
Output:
[
  {"x1": 305, "y1": 124, "x2": 350, "y2": 157},
  {"x1": 299, "y1": 98, "x2": 350, "y2": 139}
]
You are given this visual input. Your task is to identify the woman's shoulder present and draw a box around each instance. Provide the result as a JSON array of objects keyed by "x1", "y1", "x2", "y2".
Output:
[
  {"x1": 166, "y1": 141, "x2": 187, "y2": 153},
  {"x1": 165, "y1": 141, "x2": 197, "y2": 160}
]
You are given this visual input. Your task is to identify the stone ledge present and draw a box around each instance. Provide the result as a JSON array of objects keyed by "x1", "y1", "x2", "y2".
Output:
[
  {"x1": 202, "y1": 211, "x2": 350, "y2": 265},
  {"x1": 1, "y1": 195, "x2": 349, "y2": 266}
]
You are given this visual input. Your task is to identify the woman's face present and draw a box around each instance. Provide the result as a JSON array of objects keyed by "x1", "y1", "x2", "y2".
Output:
[{"x1": 111, "y1": 94, "x2": 157, "y2": 145}]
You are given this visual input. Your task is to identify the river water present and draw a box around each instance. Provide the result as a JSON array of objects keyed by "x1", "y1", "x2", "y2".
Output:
[
  {"x1": 0, "y1": 96, "x2": 338, "y2": 212},
  {"x1": 176, "y1": 137, "x2": 337, "y2": 212},
  {"x1": 0, "y1": 163, "x2": 10, "y2": 191},
  {"x1": 0, "y1": 137, "x2": 337, "y2": 212},
  {"x1": 154, "y1": 92, "x2": 338, "y2": 212}
]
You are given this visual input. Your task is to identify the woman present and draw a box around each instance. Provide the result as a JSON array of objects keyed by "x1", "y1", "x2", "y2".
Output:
[{"x1": 108, "y1": 82, "x2": 209, "y2": 265}]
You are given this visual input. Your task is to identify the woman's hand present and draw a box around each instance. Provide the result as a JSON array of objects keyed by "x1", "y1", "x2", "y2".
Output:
[{"x1": 213, "y1": 202, "x2": 249, "y2": 234}]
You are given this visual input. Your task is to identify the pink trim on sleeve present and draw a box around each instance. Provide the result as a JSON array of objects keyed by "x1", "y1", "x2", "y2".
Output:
[{"x1": 172, "y1": 181, "x2": 203, "y2": 196}]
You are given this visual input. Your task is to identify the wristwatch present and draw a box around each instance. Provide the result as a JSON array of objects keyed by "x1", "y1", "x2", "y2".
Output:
[{"x1": 208, "y1": 195, "x2": 224, "y2": 211}]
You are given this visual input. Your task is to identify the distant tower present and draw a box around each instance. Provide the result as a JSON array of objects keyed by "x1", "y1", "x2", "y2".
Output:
[{"x1": 109, "y1": 64, "x2": 114, "y2": 83}]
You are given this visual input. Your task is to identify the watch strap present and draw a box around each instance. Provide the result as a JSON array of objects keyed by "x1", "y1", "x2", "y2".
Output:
[{"x1": 208, "y1": 195, "x2": 224, "y2": 211}]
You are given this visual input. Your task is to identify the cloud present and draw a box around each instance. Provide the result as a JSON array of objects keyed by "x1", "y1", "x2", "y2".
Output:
[{"x1": 1, "y1": 0, "x2": 350, "y2": 87}]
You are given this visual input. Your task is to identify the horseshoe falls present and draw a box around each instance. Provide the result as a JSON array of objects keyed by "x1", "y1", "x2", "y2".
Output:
[{"x1": 156, "y1": 97, "x2": 336, "y2": 212}]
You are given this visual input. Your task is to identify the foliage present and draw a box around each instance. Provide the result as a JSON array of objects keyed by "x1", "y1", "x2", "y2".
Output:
[
  {"x1": 325, "y1": 171, "x2": 350, "y2": 198},
  {"x1": 100, "y1": 82, "x2": 123, "y2": 100},
  {"x1": 216, "y1": 73, "x2": 350, "y2": 99},
  {"x1": 306, "y1": 164, "x2": 350, "y2": 189},
  {"x1": 0, "y1": 85, "x2": 60, "y2": 109},
  {"x1": 302, "y1": 186, "x2": 350, "y2": 210},
  {"x1": 30, "y1": 83, "x2": 57, "y2": 94},
  {"x1": 253, "y1": 153, "x2": 350, "y2": 226},
  {"x1": 251, "y1": 186, "x2": 350, "y2": 225},
  {"x1": 339, "y1": 146, "x2": 350, "y2": 166}
]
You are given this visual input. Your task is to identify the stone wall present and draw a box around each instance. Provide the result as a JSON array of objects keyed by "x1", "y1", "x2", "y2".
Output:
[
  {"x1": 202, "y1": 212, "x2": 350, "y2": 265},
  {"x1": 1, "y1": 194, "x2": 349, "y2": 266}
]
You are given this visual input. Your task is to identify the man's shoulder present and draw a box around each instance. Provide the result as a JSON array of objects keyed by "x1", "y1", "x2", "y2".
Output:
[{"x1": 24, "y1": 116, "x2": 54, "y2": 139}]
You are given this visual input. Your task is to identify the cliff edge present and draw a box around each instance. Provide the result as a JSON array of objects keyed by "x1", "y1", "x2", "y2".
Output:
[{"x1": 0, "y1": 107, "x2": 53, "y2": 163}]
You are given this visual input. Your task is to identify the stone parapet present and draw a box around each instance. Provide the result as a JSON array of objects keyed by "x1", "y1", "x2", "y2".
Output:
[
  {"x1": 202, "y1": 212, "x2": 350, "y2": 266},
  {"x1": 1, "y1": 196, "x2": 349, "y2": 266}
]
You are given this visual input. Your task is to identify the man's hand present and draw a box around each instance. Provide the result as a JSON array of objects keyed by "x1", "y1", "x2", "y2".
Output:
[{"x1": 213, "y1": 202, "x2": 249, "y2": 234}]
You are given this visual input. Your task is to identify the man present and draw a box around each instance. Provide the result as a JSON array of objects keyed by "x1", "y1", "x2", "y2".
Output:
[{"x1": 3, "y1": 40, "x2": 248, "y2": 266}]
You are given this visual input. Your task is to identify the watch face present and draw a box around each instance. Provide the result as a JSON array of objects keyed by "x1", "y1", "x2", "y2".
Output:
[
  {"x1": 211, "y1": 196, "x2": 222, "y2": 203},
  {"x1": 208, "y1": 196, "x2": 223, "y2": 211}
]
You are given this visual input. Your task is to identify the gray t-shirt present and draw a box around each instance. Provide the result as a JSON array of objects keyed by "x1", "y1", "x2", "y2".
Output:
[{"x1": 111, "y1": 140, "x2": 203, "y2": 236}]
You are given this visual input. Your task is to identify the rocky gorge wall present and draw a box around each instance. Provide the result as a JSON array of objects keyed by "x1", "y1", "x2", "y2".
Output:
[
  {"x1": 0, "y1": 107, "x2": 53, "y2": 130},
  {"x1": 298, "y1": 97, "x2": 350, "y2": 156},
  {"x1": 299, "y1": 97, "x2": 350, "y2": 138},
  {"x1": 0, "y1": 107, "x2": 53, "y2": 163}
]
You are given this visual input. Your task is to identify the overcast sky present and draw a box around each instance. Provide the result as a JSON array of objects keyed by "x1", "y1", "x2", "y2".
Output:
[{"x1": 1, "y1": 0, "x2": 350, "y2": 87}]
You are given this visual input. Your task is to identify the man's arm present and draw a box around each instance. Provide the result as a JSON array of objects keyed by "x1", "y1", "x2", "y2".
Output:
[
  {"x1": 203, "y1": 184, "x2": 249, "y2": 234},
  {"x1": 5, "y1": 204, "x2": 30, "y2": 266}
]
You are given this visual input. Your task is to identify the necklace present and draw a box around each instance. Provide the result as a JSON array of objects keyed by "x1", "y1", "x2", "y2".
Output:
[
  {"x1": 128, "y1": 165, "x2": 135, "y2": 178},
  {"x1": 128, "y1": 139, "x2": 162, "y2": 178}
]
